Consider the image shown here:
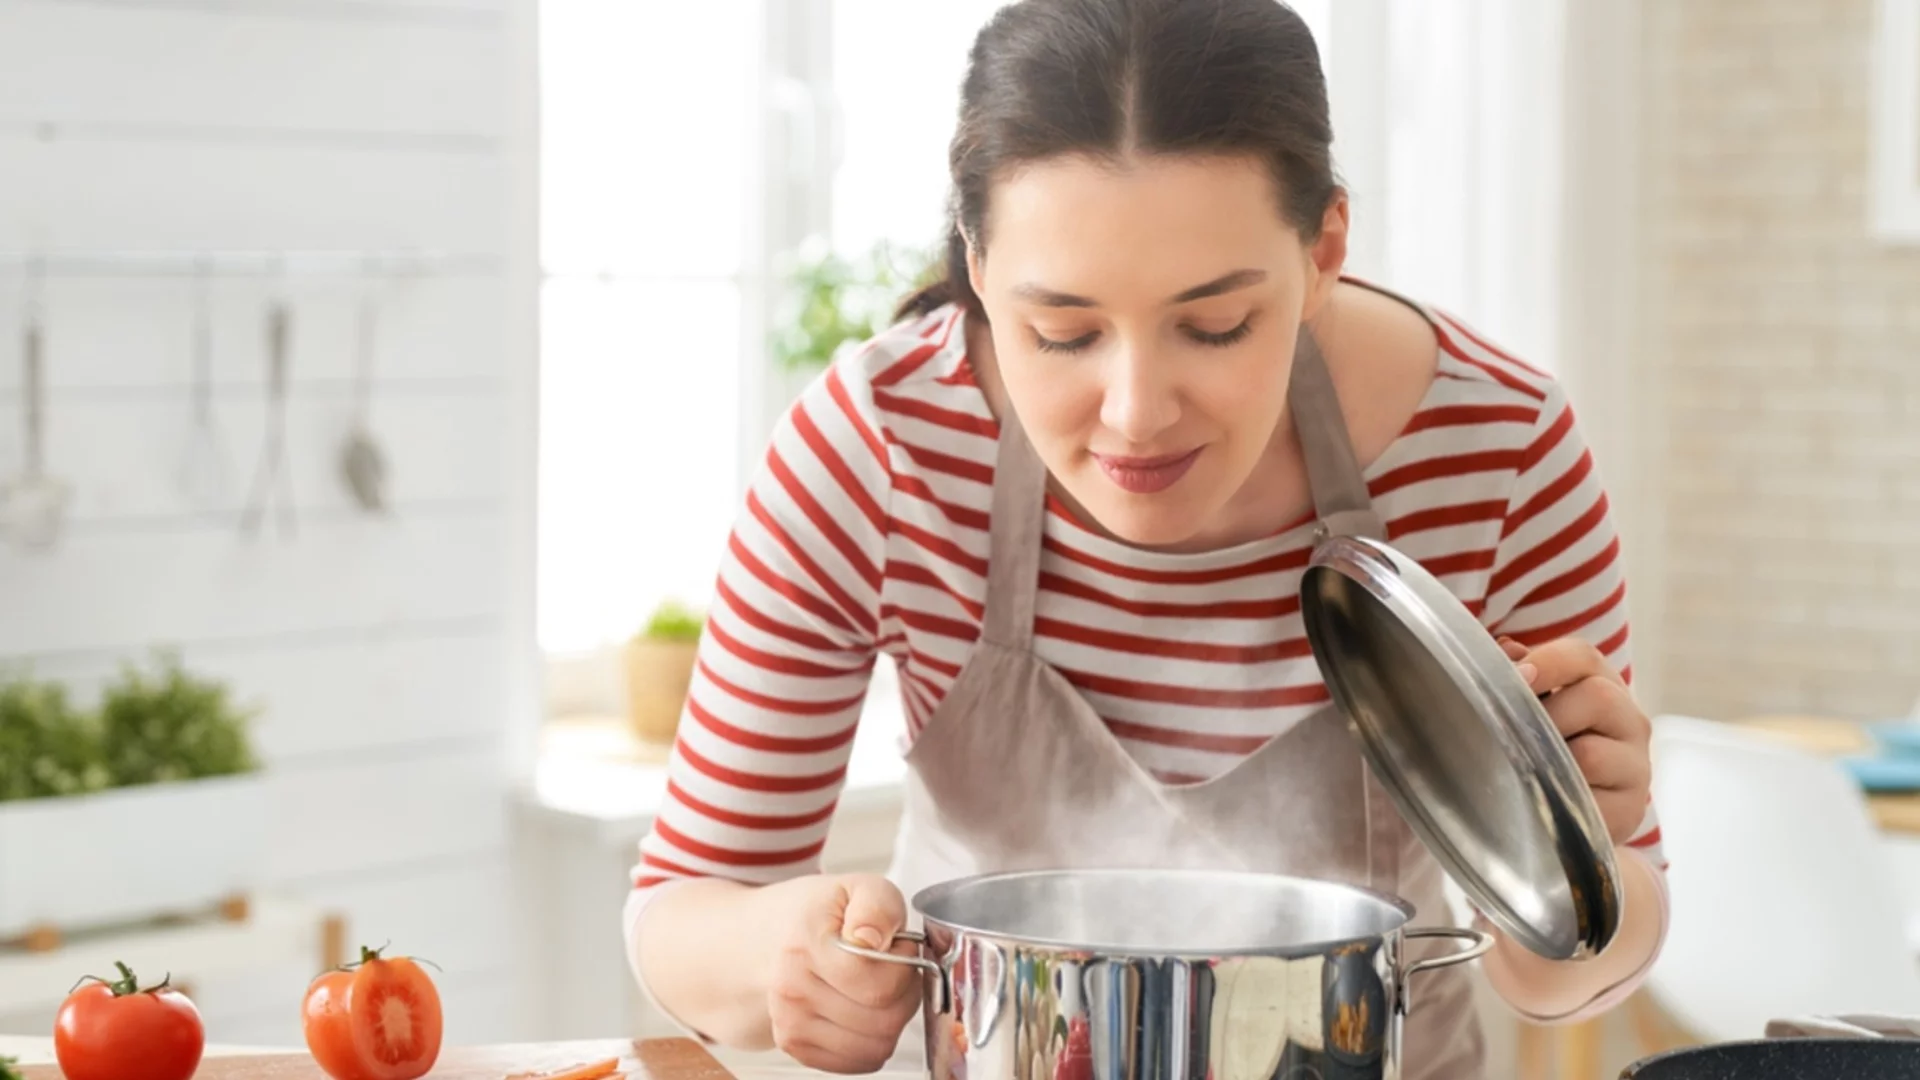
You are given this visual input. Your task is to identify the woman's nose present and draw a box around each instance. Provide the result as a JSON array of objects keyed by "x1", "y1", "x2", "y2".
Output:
[{"x1": 1098, "y1": 346, "x2": 1181, "y2": 445}]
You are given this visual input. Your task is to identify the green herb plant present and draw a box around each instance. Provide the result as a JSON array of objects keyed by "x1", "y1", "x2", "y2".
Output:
[
  {"x1": 637, "y1": 600, "x2": 706, "y2": 645},
  {"x1": 0, "y1": 649, "x2": 259, "y2": 804},
  {"x1": 96, "y1": 649, "x2": 259, "y2": 787},
  {"x1": 770, "y1": 238, "x2": 941, "y2": 373},
  {"x1": 0, "y1": 667, "x2": 110, "y2": 802},
  {"x1": 1, "y1": 1052, "x2": 21, "y2": 1080}
]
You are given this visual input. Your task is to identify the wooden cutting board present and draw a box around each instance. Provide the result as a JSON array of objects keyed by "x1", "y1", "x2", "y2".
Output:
[{"x1": 20, "y1": 1036, "x2": 735, "y2": 1080}]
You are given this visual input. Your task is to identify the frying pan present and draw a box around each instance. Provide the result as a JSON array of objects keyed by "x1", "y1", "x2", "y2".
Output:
[{"x1": 1621, "y1": 1038, "x2": 1920, "y2": 1078}]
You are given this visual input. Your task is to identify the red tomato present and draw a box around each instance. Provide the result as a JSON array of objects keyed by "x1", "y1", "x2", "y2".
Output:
[
  {"x1": 53, "y1": 961, "x2": 204, "y2": 1080},
  {"x1": 302, "y1": 945, "x2": 444, "y2": 1080}
]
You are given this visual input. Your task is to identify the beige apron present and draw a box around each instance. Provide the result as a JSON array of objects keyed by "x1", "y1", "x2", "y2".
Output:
[{"x1": 881, "y1": 328, "x2": 1487, "y2": 1079}]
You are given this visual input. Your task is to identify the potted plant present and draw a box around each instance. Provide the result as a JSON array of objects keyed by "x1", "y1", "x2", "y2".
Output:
[
  {"x1": 623, "y1": 601, "x2": 706, "y2": 745},
  {"x1": 0, "y1": 650, "x2": 266, "y2": 941},
  {"x1": 769, "y1": 238, "x2": 941, "y2": 388}
]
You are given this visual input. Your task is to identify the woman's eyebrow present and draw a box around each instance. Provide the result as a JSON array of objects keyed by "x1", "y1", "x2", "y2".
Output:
[{"x1": 1009, "y1": 268, "x2": 1269, "y2": 309}]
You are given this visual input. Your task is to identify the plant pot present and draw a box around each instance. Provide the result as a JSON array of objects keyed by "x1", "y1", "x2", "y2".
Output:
[
  {"x1": 623, "y1": 639, "x2": 699, "y2": 746},
  {"x1": 0, "y1": 772, "x2": 268, "y2": 938}
]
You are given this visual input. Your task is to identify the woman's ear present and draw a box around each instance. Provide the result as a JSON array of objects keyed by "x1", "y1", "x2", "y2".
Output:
[
  {"x1": 966, "y1": 240, "x2": 987, "y2": 302},
  {"x1": 1302, "y1": 191, "x2": 1350, "y2": 321}
]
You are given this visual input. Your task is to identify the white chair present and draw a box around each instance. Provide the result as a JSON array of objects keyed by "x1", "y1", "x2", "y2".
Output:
[{"x1": 1641, "y1": 714, "x2": 1920, "y2": 1042}]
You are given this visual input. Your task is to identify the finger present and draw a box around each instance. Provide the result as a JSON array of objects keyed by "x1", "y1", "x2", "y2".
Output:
[
  {"x1": 838, "y1": 875, "x2": 908, "y2": 951},
  {"x1": 1495, "y1": 636, "x2": 1529, "y2": 662},
  {"x1": 1514, "y1": 637, "x2": 1626, "y2": 695},
  {"x1": 1567, "y1": 731, "x2": 1650, "y2": 793},
  {"x1": 809, "y1": 964, "x2": 921, "y2": 1036},
  {"x1": 775, "y1": 948, "x2": 919, "y2": 1040},
  {"x1": 1543, "y1": 678, "x2": 1647, "y2": 746},
  {"x1": 776, "y1": 1016, "x2": 902, "y2": 1076},
  {"x1": 812, "y1": 938, "x2": 922, "y2": 1013}
]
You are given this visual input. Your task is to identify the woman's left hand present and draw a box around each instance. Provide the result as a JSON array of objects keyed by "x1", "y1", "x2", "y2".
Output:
[{"x1": 1498, "y1": 636, "x2": 1651, "y2": 845}]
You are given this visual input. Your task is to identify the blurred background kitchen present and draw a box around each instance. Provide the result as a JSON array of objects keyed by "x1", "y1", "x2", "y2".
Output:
[{"x1": 1, "y1": 0, "x2": 1918, "y2": 1077}]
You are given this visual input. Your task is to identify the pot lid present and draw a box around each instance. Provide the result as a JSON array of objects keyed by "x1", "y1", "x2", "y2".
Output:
[{"x1": 1299, "y1": 534, "x2": 1622, "y2": 961}]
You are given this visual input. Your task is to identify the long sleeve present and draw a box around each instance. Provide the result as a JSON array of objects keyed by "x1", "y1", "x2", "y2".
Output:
[
  {"x1": 633, "y1": 358, "x2": 896, "y2": 890},
  {"x1": 1480, "y1": 378, "x2": 1670, "y2": 1023}
]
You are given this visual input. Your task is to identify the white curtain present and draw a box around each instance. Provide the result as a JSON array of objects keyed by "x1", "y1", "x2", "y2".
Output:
[{"x1": 1331, "y1": 0, "x2": 1567, "y2": 369}]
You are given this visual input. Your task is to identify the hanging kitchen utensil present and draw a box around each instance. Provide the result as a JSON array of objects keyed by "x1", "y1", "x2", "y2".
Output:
[
  {"x1": 0, "y1": 264, "x2": 71, "y2": 551},
  {"x1": 1298, "y1": 535, "x2": 1623, "y2": 962},
  {"x1": 177, "y1": 260, "x2": 231, "y2": 514},
  {"x1": 338, "y1": 272, "x2": 389, "y2": 513},
  {"x1": 238, "y1": 297, "x2": 297, "y2": 540}
]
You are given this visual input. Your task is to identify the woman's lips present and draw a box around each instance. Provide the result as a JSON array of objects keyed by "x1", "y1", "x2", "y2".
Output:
[{"x1": 1092, "y1": 448, "x2": 1203, "y2": 494}]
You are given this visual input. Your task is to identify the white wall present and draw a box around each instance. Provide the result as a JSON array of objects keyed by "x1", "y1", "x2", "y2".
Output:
[{"x1": 0, "y1": 0, "x2": 538, "y2": 1046}]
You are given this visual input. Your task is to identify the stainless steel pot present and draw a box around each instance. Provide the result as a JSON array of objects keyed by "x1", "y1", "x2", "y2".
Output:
[{"x1": 839, "y1": 868, "x2": 1490, "y2": 1080}]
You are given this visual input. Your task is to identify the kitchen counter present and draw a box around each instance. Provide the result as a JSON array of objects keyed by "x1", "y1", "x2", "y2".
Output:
[{"x1": 0, "y1": 1036, "x2": 916, "y2": 1080}]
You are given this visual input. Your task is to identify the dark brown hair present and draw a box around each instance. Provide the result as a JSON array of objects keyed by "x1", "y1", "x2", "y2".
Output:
[{"x1": 897, "y1": 0, "x2": 1338, "y2": 322}]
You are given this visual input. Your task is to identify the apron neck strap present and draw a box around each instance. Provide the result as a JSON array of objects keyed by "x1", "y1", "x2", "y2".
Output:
[
  {"x1": 1288, "y1": 327, "x2": 1388, "y2": 542},
  {"x1": 1290, "y1": 325, "x2": 1401, "y2": 889},
  {"x1": 981, "y1": 401, "x2": 1049, "y2": 649}
]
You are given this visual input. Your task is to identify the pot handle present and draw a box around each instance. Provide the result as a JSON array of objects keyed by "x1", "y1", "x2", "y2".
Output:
[
  {"x1": 833, "y1": 930, "x2": 951, "y2": 1014},
  {"x1": 1399, "y1": 927, "x2": 1494, "y2": 1014}
]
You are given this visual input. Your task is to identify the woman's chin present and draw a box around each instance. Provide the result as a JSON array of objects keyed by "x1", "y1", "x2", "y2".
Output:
[{"x1": 1076, "y1": 493, "x2": 1214, "y2": 550}]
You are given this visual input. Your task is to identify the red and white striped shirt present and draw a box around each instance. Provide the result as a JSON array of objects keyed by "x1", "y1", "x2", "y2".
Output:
[{"x1": 633, "y1": 299, "x2": 1667, "y2": 890}]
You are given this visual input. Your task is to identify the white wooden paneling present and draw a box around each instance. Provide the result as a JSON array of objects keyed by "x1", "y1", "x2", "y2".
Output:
[
  {"x1": 1, "y1": 0, "x2": 536, "y2": 1040},
  {"x1": 0, "y1": 389, "x2": 507, "y2": 524},
  {"x1": 0, "y1": 509, "x2": 506, "y2": 656},
  {"x1": 268, "y1": 745, "x2": 507, "y2": 883},
  {"x1": 133, "y1": 861, "x2": 520, "y2": 1045},
  {"x1": 0, "y1": 898, "x2": 331, "y2": 1016},
  {"x1": 18, "y1": 625, "x2": 506, "y2": 762},
  {"x1": 129, "y1": 0, "x2": 509, "y2": 18},
  {"x1": 0, "y1": 6, "x2": 505, "y2": 138},
  {"x1": 15, "y1": 0, "x2": 508, "y2": 18},
  {"x1": 220, "y1": 628, "x2": 510, "y2": 762},
  {"x1": 0, "y1": 137, "x2": 505, "y2": 252},
  {"x1": 299, "y1": 854, "x2": 516, "y2": 976},
  {"x1": 0, "y1": 276, "x2": 509, "y2": 392}
]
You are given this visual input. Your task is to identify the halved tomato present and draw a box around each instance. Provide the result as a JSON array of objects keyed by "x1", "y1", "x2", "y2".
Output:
[{"x1": 302, "y1": 945, "x2": 444, "y2": 1080}]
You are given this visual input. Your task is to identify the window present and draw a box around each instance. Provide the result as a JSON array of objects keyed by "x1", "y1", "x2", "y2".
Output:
[
  {"x1": 830, "y1": 1, "x2": 1010, "y2": 256},
  {"x1": 537, "y1": 0, "x2": 759, "y2": 656}
]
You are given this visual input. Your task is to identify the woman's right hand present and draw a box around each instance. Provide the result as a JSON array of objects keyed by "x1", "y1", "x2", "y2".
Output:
[{"x1": 766, "y1": 873, "x2": 924, "y2": 1074}]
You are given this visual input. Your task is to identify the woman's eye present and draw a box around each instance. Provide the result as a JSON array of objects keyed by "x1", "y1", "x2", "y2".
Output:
[
  {"x1": 1033, "y1": 329, "x2": 1099, "y2": 354},
  {"x1": 1186, "y1": 319, "x2": 1254, "y2": 348}
]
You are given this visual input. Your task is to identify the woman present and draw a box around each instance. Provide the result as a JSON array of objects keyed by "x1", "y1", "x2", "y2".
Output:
[{"x1": 627, "y1": 1, "x2": 1668, "y2": 1076}]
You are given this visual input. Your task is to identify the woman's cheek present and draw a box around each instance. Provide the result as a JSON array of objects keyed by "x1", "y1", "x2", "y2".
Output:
[{"x1": 998, "y1": 346, "x2": 1099, "y2": 437}]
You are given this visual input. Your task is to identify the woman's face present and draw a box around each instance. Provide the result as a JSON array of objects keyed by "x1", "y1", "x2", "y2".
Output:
[{"x1": 969, "y1": 153, "x2": 1346, "y2": 549}]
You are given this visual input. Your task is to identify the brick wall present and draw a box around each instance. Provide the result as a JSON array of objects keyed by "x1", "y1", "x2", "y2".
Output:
[{"x1": 1643, "y1": 0, "x2": 1920, "y2": 721}]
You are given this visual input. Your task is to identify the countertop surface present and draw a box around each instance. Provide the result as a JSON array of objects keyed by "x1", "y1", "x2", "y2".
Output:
[{"x1": 0, "y1": 1035, "x2": 913, "y2": 1080}]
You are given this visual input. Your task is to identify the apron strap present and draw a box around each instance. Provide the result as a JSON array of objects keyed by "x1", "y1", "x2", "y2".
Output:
[
  {"x1": 1288, "y1": 324, "x2": 1402, "y2": 893},
  {"x1": 979, "y1": 399, "x2": 1049, "y2": 650},
  {"x1": 1288, "y1": 327, "x2": 1389, "y2": 543}
]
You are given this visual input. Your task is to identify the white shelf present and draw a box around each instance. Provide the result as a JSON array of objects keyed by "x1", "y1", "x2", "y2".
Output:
[{"x1": 0, "y1": 897, "x2": 338, "y2": 1016}]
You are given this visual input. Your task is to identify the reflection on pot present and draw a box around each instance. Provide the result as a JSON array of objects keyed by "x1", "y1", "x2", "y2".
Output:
[
  {"x1": 1323, "y1": 940, "x2": 1388, "y2": 1067},
  {"x1": 926, "y1": 930, "x2": 1395, "y2": 1080}
]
